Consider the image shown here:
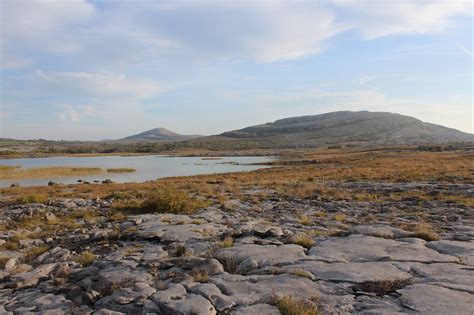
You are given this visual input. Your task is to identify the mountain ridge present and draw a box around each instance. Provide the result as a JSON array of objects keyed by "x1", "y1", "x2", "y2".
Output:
[
  {"x1": 116, "y1": 127, "x2": 202, "y2": 143},
  {"x1": 214, "y1": 111, "x2": 473, "y2": 147}
]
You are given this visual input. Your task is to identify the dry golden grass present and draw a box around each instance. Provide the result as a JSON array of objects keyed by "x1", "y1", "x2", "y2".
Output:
[
  {"x1": 0, "y1": 165, "x2": 20, "y2": 171},
  {"x1": 1, "y1": 147, "x2": 472, "y2": 211},
  {"x1": 24, "y1": 245, "x2": 49, "y2": 263},
  {"x1": 107, "y1": 168, "x2": 136, "y2": 173},
  {"x1": 191, "y1": 269, "x2": 209, "y2": 283},
  {"x1": 298, "y1": 215, "x2": 313, "y2": 226},
  {"x1": 274, "y1": 295, "x2": 318, "y2": 315},
  {"x1": 219, "y1": 236, "x2": 234, "y2": 248},
  {"x1": 292, "y1": 233, "x2": 315, "y2": 249},
  {"x1": 137, "y1": 188, "x2": 207, "y2": 215},
  {"x1": 75, "y1": 251, "x2": 96, "y2": 267},
  {"x1": 0, "y1": 166, "x2": 102, "y2": 179},
  {"x1": 403, "y1": 222, "x2": 440, "y2": 241},
  {"x1": 16, "y1": 194, "x2": 48, "y2": 204}
]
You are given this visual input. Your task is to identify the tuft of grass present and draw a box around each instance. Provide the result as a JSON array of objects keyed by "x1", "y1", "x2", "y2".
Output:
[
  {"x1": 0, "y1": 165, "x2": 21, "y2": 171},
  {"x1": 1, "y1": 242, "x2": 19, "y2": 251},
  {"x1": 24, "y1": 245, "x2": 49, "y2": 263},
  {"x1": 191, "y1": 269, "x2": 209, "y2": 283},
  {"x1": 298, "y1": 215, "x2": 312, "y2": 226},
  {"x1": 75, "y1": 251, "x2": 96, "y2": 267},
  {"x1": 0, "y1": 257, "x2": 10, "y2": 269},
  {"x1": 219, "y1": 255, "x2": 237, "y2": 274},
  {"x1": 108, "y1": 211, "x2": 128, "y2": 222},
  {"x1": 107, "y1": 191, "x2": 130, "y2": 200},
  {"x1": 333, "y1": 213, "x2": 346, "y2": 222},
  {"x1": 292, "y1": 234, "x2": 315, "y2": 249},
  {"x1": 192, "y1": 219, "x2": 206, "y2": 225},
  {"x1": 413, "y1": 229, "x2": 440, "y2": 241},
  {"x1": 404, "y1": 222, "x2": 440, "y2": 241},
  {"x1": 139, "y1": 188, "x2": 206, "y2": 215},
  {"x1": 16, "y1": 194, "x2": 47, "y2": 204},
  {"x1": 219, "y1": 236, "x2": 234, "y2": 248},
  {"x1": 174, "y1": 244, "x2": 186, "y2": 257},
  {"x1": 0, "y1": 166, "x2": 102, "y2": 180},
  {"x1": 274, "y1": 295, "x2": 318, "y2": 315},
  {"x1": 356, "y1": 279, "x2": 412, "y2": 296},
  {"x1": 107, "y1": 168, "x2": 136, "y2": 173},
  {"x1": 290, "y1": 269, "x2": 313, "y2": 279}
]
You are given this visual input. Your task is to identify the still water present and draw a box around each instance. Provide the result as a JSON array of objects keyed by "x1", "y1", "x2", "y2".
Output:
[{"x1": 0, "y1": 155, "x2": 274, "y2": 187}]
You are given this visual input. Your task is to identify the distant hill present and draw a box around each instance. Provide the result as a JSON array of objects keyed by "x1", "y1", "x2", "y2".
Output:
[
  {"x1": 117, "y1": 128, "x2": 202, "y2": 143},
  {"x1": 207, "y1": 111, "x2": 473, "y2": 148}
]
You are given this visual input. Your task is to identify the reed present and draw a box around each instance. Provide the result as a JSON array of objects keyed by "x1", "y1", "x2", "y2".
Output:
[{"x1": 0, "y1": 166, "x2": 102, "y2": 179}]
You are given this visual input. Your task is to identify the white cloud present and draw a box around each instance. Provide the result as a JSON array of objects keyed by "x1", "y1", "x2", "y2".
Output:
[
  {"x1": 0, "y1": 0, "x2": 94, "y2": 68},
  {"x1": 331, "y1": 0, "x2": 473, "y2": 39},
  {"x1": 35, "y1": 70, "x2": 165, "y2": 99},
  {"x1": 1, "y1": 0, "x2": 472, "y2": 67},
  {"x1": 457, "y1": 43, "x2": 474, "y2": 59}
]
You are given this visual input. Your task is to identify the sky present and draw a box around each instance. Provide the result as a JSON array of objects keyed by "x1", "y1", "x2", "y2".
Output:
[{"x1": 0, "y1": 0, "x2": 473, "y2": 140}]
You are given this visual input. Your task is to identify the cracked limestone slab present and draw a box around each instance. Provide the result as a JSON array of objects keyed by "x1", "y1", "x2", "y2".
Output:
[
  {"x1": 215, "y1": 244, "x2": 306, "y2": 273},
  {"x1": 283, "y1": 261, "x2": 412, "y2": 283},
  {"x1": 394, "y1": 262, "x2": 474, "y2": 294},
  {"x1": 209, "y1": 273, "x2": 353, "y2": 312},
  {"x1": 426, "y1": 240, "x2": 474, "y2": 265},
  {"x1": 136, "y1": 220, "x2": 228, "y2": 243},
  {"x1": 150, "y1": 283, "x2": 217, "y2": 315},
  {"x1": 398, "y1": 284, "x2": 474, "y2": 314},
  {"x1": 309, "y1": 235, "x2": 458, "y2": 263}
]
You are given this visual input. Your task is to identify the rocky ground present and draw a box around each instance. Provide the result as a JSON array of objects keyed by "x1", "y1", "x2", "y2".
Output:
[{"x1": 0, "y1": 181, "x2": 473, "y2": 314}]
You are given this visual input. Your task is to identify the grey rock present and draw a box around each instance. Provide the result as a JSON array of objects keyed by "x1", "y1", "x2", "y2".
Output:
[
  {"x1": 36, "y1": 247, "x2": 71, "y2": 264},
  {"x1": 394, "y1": 262, "x2": 474, "y2": 294},
  {"x1": 96, "y1": 282, "x2": 156, "y2": 306},
  {"x1": 151, "y1": 283, "x2": 216, "y2": 315},
  {"x1": 284, "y1": 261, "x2": 412, "y2": 283},
  {"x1": 210, "y1": 274, "x2": 322, "y2": 305},
  {"x1": 309, "y1": 235, "x2": 458, "y2": 263},
  {"x1": 187, "y1": 282, "x2": 235, "y2": 312},
  {"x1": 350, "y1": 225, "x2": 412, "y2": 239},
  {"x1": 426, "y1": 240, "x2": 474, "y2": 265},
  {"x1": 137, "y1": 220, "x2": 227, "y2": 243},
  {"x1": 215, "y1": 244, "x2": 306, "y2": 273},
  {"x1": 230, "y1": 303, "x2": 280, "y2": 315},
  {"x1": 3, "y1": 263, "x2": 56, "y2": 289},
  {"x1": 399, "y1": 284, "x2": 474, "y2": 314}
]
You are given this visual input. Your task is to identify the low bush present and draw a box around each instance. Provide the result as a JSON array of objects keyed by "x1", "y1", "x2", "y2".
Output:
[
  {"x1": 16, "y1": 194, "x2": 47, "y2": 204},
  {"x1": 274, "y1": 295, "x2": 318, "y2": 315},
  {"x1": 292, "y1": 234, "x2": 315, "y2": 249},
  {"x1": 75, "y1": 251, "x2": 96, "y2": 267},
  {"x1": 139, "y1": 188, "x2": 205, "y2": 215},
  {"x1": 107, "y1": 168, "x2": 136, "y2": 173}
]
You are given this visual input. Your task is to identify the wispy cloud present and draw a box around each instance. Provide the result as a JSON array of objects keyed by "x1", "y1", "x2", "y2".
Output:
[
  {"x1": 457, "y1": 43, "x2": 474, "y2": 59},
  {"x1": 2, "y1": 0, "x2": 472, "y2": 68},
  {"x1": 35, "y1": 70, "x2": 165, "y2": 99}
]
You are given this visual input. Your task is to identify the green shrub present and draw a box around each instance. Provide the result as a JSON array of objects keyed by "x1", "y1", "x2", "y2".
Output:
[
  {"x1": 140, "y1": 188, "x2": 205, "y2": 214},
  {"x1": 16, "y1": 194, "x2": 47, "y2": 204},
  {"x1": 274, "y1": 295, "x2": 318, "y2": 315}
]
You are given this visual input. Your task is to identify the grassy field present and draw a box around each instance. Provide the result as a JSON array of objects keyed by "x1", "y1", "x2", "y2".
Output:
[
  {"x1": 0, "y1": 166, "x2": 102, "y2": 180},
  {"x1": 106, "y1": 168, "x2": 136, "y2": 173},
  {"x1": 1, "y1": 145, "x2": 472, "y2": 205}
]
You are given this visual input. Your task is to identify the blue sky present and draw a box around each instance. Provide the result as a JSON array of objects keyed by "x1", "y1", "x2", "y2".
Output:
[{"x1": 1, "y1": 0, "x2": 473, "y2": 140}]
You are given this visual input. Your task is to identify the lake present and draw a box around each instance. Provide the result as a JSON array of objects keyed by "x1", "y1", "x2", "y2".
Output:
[{"x1": 0, "y1": 155, "x2": 275, "y2": 188}]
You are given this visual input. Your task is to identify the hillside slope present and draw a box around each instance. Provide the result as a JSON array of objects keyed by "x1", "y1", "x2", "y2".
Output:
[
  {"x1": 214, "y1": 111, "x2": 473, "y2": 148},
  {"x1": 118, "y1": 128, "x2": 202, "y2": 143}
]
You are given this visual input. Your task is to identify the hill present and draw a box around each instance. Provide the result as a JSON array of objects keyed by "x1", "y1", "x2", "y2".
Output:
[
  {"x1": 118, "y1": 128, "x2": 202, "y2": 143},
  {"x1": 210, "y1": 111, "x2": 473, "y2": 148}
]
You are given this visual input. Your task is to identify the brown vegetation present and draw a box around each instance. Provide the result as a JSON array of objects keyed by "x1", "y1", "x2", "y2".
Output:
[
  {"x1": 274, "y1": 295, "x2": 318, "y2": 315},
  {"x1": 106, "y1": 168, "x2": 136, "y2": 173},
  {"x1": 0, "y1": 166, "x2": 102, "y2": 179}
]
